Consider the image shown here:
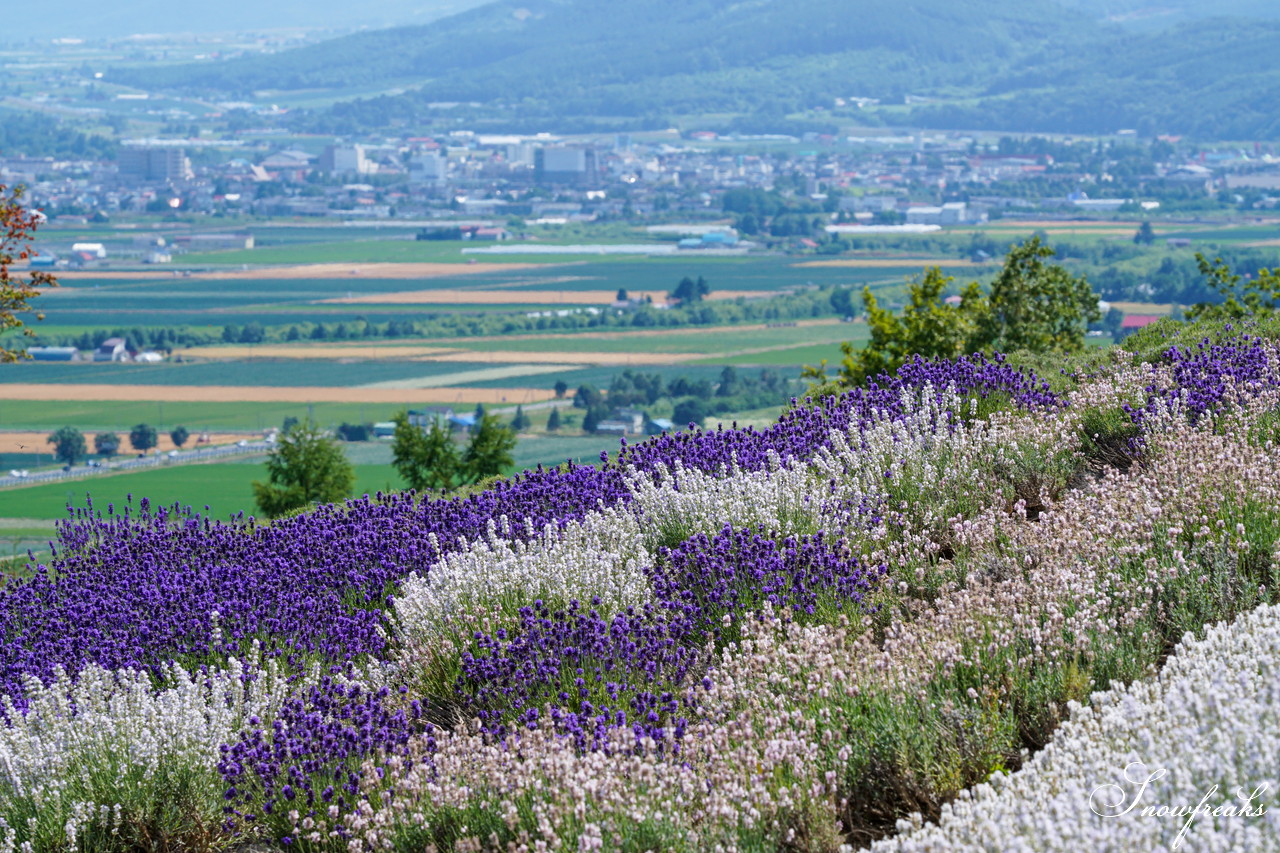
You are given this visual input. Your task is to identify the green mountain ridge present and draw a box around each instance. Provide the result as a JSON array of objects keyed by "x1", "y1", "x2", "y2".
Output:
[{"x1": 105, "y1": 0, "x2": 1280, "y2": 140}]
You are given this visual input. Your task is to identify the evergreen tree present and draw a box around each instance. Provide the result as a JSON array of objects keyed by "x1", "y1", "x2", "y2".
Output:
[
  {"x1": 546, "y1": 408, "x2": 561, "y2": 432},
  {"x1": 511, "y1": 405, "x2": 530, "y2": 430}
]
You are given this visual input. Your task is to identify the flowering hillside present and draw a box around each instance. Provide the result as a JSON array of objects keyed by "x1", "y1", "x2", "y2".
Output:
[{"x1": 2, "y1": 322, "x2": 1280, "y2": 851}]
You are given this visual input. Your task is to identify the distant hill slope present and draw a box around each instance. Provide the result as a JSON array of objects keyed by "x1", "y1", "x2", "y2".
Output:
[
  {"x1": 1056, "y1": 0, "x2": 1280, "y2": 28},
  {"x1": 913, "y1": 18, "x2": 1280, "y2": 138},
  {"x1": 109, "y1": 0, "x2": 1095, "y2": 97},
  {"x1": 106, "y1": 0, "x2": 1280, "y2": 140}
]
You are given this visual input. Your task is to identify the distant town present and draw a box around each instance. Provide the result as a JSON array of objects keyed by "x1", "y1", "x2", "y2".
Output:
[{"x1": 8, "y1": 126, "x2": 1280, "y2": 271}]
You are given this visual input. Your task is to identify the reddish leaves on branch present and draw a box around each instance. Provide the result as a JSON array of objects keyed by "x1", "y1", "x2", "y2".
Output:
[{"x1": 1, "y1": 183, "x2": 57, "y2": 362}]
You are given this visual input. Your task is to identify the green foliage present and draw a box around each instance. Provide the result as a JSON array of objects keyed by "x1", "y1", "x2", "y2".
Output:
[
  {"x1": 392, "y1": 411, "x2": 517, "y2": 492},
  {"x1": 1133, "y1": 221, "x2": 1156, "y2": 245},
  {"x1": 391, "y1": 412, "x2": 460, "y2": 493},
  {"x1": 128, "y1": 423, "x2": 159, "y2": 454},
  {"x1": 672, "y1": 398, "x2": 707, "y2": 428},
  {"x1": 811, "y1": 238, "x2": 1099, "y2": 390},
  {"x1": 909, "y1": 18, "x2": 1280, "y2": 139},
  {"x1": 511, "y1": 405, "x2": 530, "y2": 431},
  {"x1": 461, "y1": 413, "x2": 518, "y2": 484},
  {"x1": 169, "y1": 425, "x2": 190, "y2": 448},
  {"x1": 47, "y1": 426, "x2": 86, "y2": 465},
  {"x1": 546, "y1": 408, "x2": 562, "y2": 432},
  {"x1": 670, "y1": 275, "x2": 711, "y2": 303},
  {"x1": 1185, "y1": 252, "x2": 1280, "y2": 322},
  {"x1": 975, "y1": 236, "x2": 1101, "y2": 354},
  {"x1": 0, "y1": 109, "x2": 116, "y2": 160},
  {"x1": 815, "y1": 267, "x2": 984, "y2": 387},
  {"x1": 252, "y1": 419, "x2": 356, "y2": 518}
]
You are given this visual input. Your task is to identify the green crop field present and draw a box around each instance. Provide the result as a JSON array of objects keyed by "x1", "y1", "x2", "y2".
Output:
[
  {"x1": 181, "y1": 239, "x2": 479, "y2": 265},
  {"x1": 444, "y1": 322, "x2": 862, "y2": 355},
  {"x1": 692, "y1": 340, "x2": 860, "y2": 367},
  {"x1": 463, "y1": 363, "x2": 755, "y2": 390},
  {"x1": 1161, "y1": 224, "x2": 1280, "y2": 242},
  {"x1": 0, "y1": 360, "x2": 503, "y2": 387},
  {"x1": 25, "y1": 255, "x2": 951, "y2": 332},
  {"x1": 0, "y1": 400, "x2": 429, "y2": 432},
  {"x1": 0, "y1": 433, "x2": 632, "y2": 524}
]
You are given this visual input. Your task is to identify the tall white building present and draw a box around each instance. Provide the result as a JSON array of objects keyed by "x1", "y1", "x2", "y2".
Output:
[{"x1": 319, "y1": 144, "x2": 375, "y2": 176}]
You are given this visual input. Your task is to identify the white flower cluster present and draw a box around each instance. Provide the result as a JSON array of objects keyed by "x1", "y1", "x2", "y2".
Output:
[
  {"x1": 628, "y1": 454, "x2": 827, "y2": 548},
  {"x1": 0, "y1": 649, "x2": 304, "y2": 793},
  {"x1": 0, "y1": 647, "x2": 312, "y2": 851},
  {"x1": 393, "y1": 505, "x2": 653, "y2": 641},
  {"x1": 873, "y1": 602, "x2": 1280, "y2": 852}
]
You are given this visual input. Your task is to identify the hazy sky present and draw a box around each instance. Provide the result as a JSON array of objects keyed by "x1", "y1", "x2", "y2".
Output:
[{"x1": 7, "y1": 0, "x2": 487, "y2": 40}]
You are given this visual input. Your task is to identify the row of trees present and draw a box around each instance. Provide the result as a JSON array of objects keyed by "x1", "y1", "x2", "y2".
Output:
[
  {"x1": 23, "y1": 285, "x2": 852, "y2": 354},
  {"x1": 251, "y1": 413, "x2": 519, "y2": 518},
  {"x1": 810, "y1": 237, "x2": 1101, "y2": 388},
  {"x1": 46, "y1": 424, "x2": 189, "y2": 464}
]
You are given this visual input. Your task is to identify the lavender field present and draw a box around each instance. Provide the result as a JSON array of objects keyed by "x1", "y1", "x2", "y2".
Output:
[{"x1": 1, "y1": 321, "x2": 1279, "y2": 851}]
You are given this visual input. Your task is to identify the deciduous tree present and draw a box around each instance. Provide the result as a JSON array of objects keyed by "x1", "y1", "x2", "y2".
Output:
[
  {"x1": 461, "y1": 413, "x2": 516, "y2": 482},
  {"x1": 1, "y1": 184, "x2": 57, "y2": 362},
  {"x1": 47, "y1": 426, "x2": 86, "y2": 465},
  {"x1": 129, "y1": 423, "x2": 159, "y2": 455},
  {"x1": 391, "y1": 412, "x2": 460, "y2": 492},
  {"x1": 972, "y1": 236, "x2": 1100, "y2": 354},
  {"x1": 809, "y1": 238, "x2": 1100, "y2": 390},
  {"x1": 808, "y1": 267, "x2": 983, "y2": 387},
  {"x1": 253, "y1": 419, "x2": 355, "y2": 518},
  {"x1": 94, "y1": 432, "x2": 120, "y2": 457},
  {"x1": 1186, "y1": 253, "x2": 1280, "y2": 322}
]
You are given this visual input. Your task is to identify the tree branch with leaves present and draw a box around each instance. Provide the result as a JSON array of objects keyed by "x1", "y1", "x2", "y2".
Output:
[{"x1": 1, "y1": 184, "x2": 57, "y2": 362}]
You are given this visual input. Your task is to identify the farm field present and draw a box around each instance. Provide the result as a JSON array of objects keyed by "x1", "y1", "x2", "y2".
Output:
[
  {"x1": 0, "y1": 431, "x2": 244, "y2": 456},
  {"x1": 23, "y1": 255, "x2": 911, "y2": 328},
  {"x1": 692, "y1": 340, "x2": 854, "y2": 367},
  {"x1": 0, "y1": 359, "x2": 501, "y2": 385},
  {"x1": 0, "y1": 399, "x2": 462, "y2": 432},
  {"x1": 0, "y1": 383, "x2": 556, "y2": 404},
  {"x1": 0, "y1": 463, "x2": 403, "y2": 522},
  {"x1": 437, "y1": 318, "x2": 855, "y2": 353},
  {"x1": 0, "y1": 433, "x2": 627, "y2": 524}
]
